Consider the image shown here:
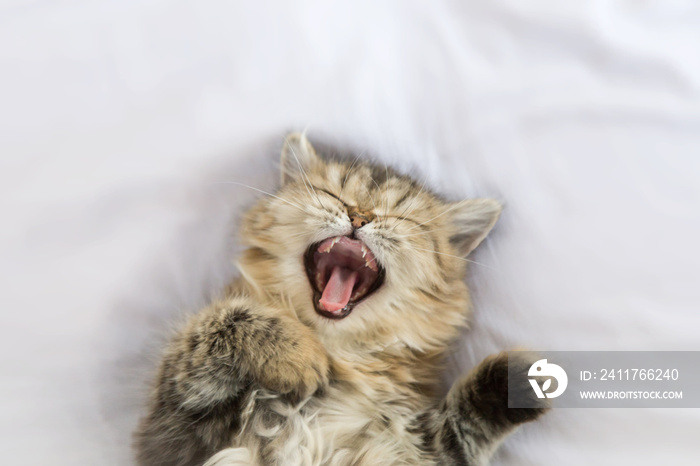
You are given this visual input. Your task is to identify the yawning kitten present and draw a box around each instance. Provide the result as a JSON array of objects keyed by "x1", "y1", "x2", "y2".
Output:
[{"x1": 135, "y1": 134, "x2": 547, "y2": 466}]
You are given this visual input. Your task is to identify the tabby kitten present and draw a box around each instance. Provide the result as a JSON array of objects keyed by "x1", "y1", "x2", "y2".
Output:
[{"x1": 135, "y1": 134, "x2": 547, "y2": 466}]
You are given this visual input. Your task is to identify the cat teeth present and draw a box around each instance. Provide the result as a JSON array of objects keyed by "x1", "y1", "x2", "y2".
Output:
[
  {"x1": 360, "y1": 244, "x2": 380, "y2": 271},
  {"x1": 321, "y1": 237, "x2": 341, "y2": 253},
  {"x1": 364, "y1": 257, "x2": 378, "y2": 272},
  {"x1": 351, "y1": 285, "x2": 369, "y2": 301},
  {"x1": 317, "y1": 236, "x2": 379, "y2": 271},
  {"x1": 320, "y1": 237, "x2": 341, "y2": 253}
]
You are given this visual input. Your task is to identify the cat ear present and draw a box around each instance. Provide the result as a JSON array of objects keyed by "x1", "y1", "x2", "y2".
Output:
[
  {"x1": 449, "y1": 199, "x2": 502, "y2": 256},
  {"x1": 280, "y1": 132, "x2": 320, "y2": 185}
]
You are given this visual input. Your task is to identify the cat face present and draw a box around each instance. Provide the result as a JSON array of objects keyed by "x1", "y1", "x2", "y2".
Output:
[{"x1": 240, "y1": 134, "x2": 501, "y2": 350}]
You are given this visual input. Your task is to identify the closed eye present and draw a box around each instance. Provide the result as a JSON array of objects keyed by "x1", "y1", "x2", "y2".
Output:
[
  {"x1": 384, "y1": 214, "x2": 420, "y2": 224},
  {"x1": 313, "y1": 186, "x2": 423, "y2": 227},
  {"x1": 313, "y1": 186, "x2": 349, "y2": 208}
]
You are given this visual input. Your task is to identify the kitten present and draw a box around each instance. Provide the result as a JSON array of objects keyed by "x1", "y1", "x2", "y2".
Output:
[{"x1": 134, "y1": 134, "x2": 547, "y2": 466}]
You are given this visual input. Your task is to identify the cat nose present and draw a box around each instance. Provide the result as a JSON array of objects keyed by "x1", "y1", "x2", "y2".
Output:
[{"x1": 349, "y1": 210, "x2": 375, "y2": 229}]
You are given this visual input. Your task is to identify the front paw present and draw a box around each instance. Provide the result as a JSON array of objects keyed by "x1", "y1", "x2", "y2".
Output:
[
  {"x1": 255, "y1": 316, "x2": 329, "y2": 402},
  {"x1": 466, "y1": 351, "x2": 550, "y2": 426}
]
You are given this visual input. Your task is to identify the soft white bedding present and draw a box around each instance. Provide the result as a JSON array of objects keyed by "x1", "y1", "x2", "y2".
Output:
[{"x1": 2, "y1": 1, "x2": 699, "y2": 464}]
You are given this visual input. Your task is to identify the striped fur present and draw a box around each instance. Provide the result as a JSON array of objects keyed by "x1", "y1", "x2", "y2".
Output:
[{"x1": 134, "y1": 134, "x2": 547, "y2": 465}]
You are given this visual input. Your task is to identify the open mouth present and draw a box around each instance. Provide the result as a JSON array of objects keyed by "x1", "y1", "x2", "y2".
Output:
[{"x1": 304, "y1": 236, "x2": 385, "y2": 319}]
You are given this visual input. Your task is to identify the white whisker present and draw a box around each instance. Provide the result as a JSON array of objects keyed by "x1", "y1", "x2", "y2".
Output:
[
  {"x1": 384, "y1": 165, "x2": 390, "y2": 228},
  {"x1": 286, "y1": 134, "x2": 326, "y2": 210},
  {"x1": 403, "y1": 245, "x2": 496, "y2": 270},
  {"x1": 338, "y1": 153, "x2": 362, "y2": 201},
  {"x1": 392, "y1": 175, "x2": 429, "y2": 231},
  {"x1": 365, "y1": 178, "x2": 379, "y2": 217},
  {"x1": 393, "y1": 227, "x2": 449, "y2": 238},
  {"x1": 214, "y1": 181, "x2": 307, "y2": 213},
  {"x1": 405, "y1": 201, "x2": 464, "y2": 232}
]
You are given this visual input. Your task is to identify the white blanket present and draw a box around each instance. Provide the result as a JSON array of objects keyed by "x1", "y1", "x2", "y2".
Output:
[{"x1": 1, "y1": 1, "x2": 699, "y2": 464}]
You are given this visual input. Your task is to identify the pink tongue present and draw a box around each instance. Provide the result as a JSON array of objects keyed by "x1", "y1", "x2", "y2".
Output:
[{"x1": 319, "y1": 266, "x2": 358, "y2": 313}]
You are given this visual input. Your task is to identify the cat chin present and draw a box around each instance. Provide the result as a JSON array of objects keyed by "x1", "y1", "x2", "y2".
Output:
[
  {"x1": 313, "y1": 302, "x2": 355, "y2": 320},
  {"x1": 309, "y1": 291, "x2": 379, "y2": 320}
]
